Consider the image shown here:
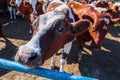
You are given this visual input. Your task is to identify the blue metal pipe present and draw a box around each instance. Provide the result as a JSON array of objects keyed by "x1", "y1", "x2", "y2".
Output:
[{"x1": 0, "y1": 58, "x2": 97, "y2": 80}]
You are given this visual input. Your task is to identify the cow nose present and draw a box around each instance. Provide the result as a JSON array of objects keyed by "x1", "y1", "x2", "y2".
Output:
[{"x1": 28, "y1": 53, "x2": 37, "y2": 61}]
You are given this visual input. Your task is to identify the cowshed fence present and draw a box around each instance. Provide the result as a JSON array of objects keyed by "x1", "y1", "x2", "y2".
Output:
[{"x1": 0, "y1": 58, "x2": 97, "y2": 80}]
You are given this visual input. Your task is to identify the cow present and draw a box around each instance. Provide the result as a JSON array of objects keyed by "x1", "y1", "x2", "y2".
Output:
[
  {"x1": 45, "y1": 0, "x2": 89, "y2": 72},
  {"x1": 16, "y1": 0, "x2": 44, "y2": 33},
  {"x1": 15, "y1": 1, "x2": 90, "y2": 70},
  {"x1": 68, "y1": 1, "x2": 120, "y2": 51}
]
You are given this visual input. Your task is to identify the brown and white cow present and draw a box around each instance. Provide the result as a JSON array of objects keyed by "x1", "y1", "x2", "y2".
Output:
[
  {"x1": 16, "y1": 0, "x2": 44, "y2": 33},
  {"x1": 68, "y1": 1, "x2": 120, "y2": 51},
  {"x1": 15, "y1": 1, "x2": 90, "y2": 69},
  {"x1": 45, "y1": 0, "x2": 91, "y2": 72}
]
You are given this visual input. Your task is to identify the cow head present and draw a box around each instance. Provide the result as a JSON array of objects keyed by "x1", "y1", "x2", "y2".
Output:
[
  {"x1": 9, "y1": 0, "x2": 16, "y2": 6},
  {"x1": 23, "y1": 0, "x2": 31, "y2": 7},
  {"x1": 89, "y1": 13, "x2": 115, "y2": 50},
  {"x1": 15, "y1": 10, "x2": 90, "y2": 68}
]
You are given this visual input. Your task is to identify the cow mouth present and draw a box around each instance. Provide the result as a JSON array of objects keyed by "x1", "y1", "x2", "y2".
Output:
[
  {"x1": 15, "y1": 53, "x2": 44, "y2": 68},
  {"x1": 90, "y1": 40, "x2": 102, "y2": 51}
]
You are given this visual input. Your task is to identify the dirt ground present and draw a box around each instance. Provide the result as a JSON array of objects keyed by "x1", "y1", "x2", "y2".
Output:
[{"x1": 0, "y1": 13, "x2": 120, "y2": 80}]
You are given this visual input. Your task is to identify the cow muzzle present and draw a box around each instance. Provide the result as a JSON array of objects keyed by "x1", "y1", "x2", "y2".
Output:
[
  {"x1": 90, "y1": 40, "x2": 102, "y2": 51},
  {"x1": 15, "y1": 51, "x2": 44, "y2": 68}
]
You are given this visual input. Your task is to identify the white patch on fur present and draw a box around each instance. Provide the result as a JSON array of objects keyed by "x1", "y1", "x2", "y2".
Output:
[
  {"x1": 16, "y1": 0, "x2": 22, "y2": 7},
  {"x1": 49, "y1": 0, "x2": 64, "y2": 5},
  {"x1": 55, "y1": 3, "x2": 75, "y2": 21},
  {"x1": 89, "y1": 3, "x2": 96, "y2": 7},
  {"x1": 30, "y1": 0, "x2": 37, "y2": 13},
  {"x1": 51, "y1": 55, "x2": 56, "y2": 66},
  {"x1": 64, "y1": 40, "x2": 73, "y2": 54},
  {"x1": 113, "y1": 2, "x2": 120, "y2": 7},
  {"x1": 104, "y1": 18, "x2": 110, "y2": 24},
  {"x1": 95, "y1": 7, "x2": 107, "y2": 13},
  {"x1": 49, "y1": 0, "x2": 75, "y2": 22},
  {"x1": 60, "y1": 58, "x2": 66, "y2": 72}
]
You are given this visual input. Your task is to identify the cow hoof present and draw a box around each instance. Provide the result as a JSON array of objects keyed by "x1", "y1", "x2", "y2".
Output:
[
  {"x1": 51, "y1": 66, "x2": 55, "y2": 70},
  {"x1": 51, "y1": 66, "x2": 59, "y2": 71}
]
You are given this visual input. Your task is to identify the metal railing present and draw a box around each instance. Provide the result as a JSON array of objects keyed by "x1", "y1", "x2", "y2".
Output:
[{"x1": 0, "y1": 58, "x2": 97, "y2": 80}]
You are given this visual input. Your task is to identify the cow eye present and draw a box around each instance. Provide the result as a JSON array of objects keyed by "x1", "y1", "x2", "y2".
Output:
[{"x1": 57, "y1": 27, "x2": 64, "y2": 32}]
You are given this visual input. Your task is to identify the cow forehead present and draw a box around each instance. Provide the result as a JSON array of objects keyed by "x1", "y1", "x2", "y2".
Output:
[
  {"x1": 38, "y1": 10, "x2": 65, "y2": 32},
  {"x1": 37, "y1": 4, "x2": 74, "y2": 32},
  {"x1": 55, "y1": 4, "x2": 75, "y2": 22}
]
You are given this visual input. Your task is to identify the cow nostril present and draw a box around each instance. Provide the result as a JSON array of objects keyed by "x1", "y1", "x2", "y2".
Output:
[{"x1": 29, "y1": 53, "x2": 37, "y2": 61}]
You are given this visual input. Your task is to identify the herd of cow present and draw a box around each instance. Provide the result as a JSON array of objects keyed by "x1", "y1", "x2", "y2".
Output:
[{"x1": 0, "y1": 0, "x2": 120, "y2": 72}]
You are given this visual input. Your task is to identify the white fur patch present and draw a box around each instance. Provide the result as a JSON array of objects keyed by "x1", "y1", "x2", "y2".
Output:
[
  {"x1": 29, "y1": 0, "x2": 37, "y2": 13},
  {"x1": 63, "y1": 38, "x2": 76, "y2": 54},
  {"x1": 49, "y1": 0, "x2": 75, "y2": 22},
  {"x1": 55, "y1": 4, "x2": 75, "y2": 21},
  {"x1": 104, "y1": 18, "x2": 110, "y2": 24},
  {"x1": 113, "y1": 2, "x2": 120, "y2": 7},
  {"x1": 49, "y1": 0, "x2": 64, "y2": 5},
  {"x1": 95, "y1": 7, "x2": 107, "y2": 13},
  {"x1": 16, "y1": 0, "x2": 22, "y2": 7}
]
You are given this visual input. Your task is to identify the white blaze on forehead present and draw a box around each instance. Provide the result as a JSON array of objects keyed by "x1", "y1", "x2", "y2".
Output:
[
  {"x1": 55, "y1": 3, "x2": 75, "y2": 22},
  {"x1": 16, "y1": 0, "x2": 22, "y2": 7},
  {"x1": 30, "y1": 0, "x2": 37, "y2": 13},
  {"x1": 49, "y1": 0, "x2": 75, "y2": 22},
  {"x1": 103, "y1": 18, "x2": 110, "y2": 24}
]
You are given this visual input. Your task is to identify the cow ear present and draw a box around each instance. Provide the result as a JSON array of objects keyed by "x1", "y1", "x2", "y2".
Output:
[{"x1": 69, "y1": 19, "x2": 90, "y2": 35}]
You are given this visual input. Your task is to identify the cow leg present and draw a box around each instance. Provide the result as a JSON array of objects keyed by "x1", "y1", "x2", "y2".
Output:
[
  {"x1": 50, "y1": 48, "x2": 64, "y2": 70},
  {"x1": 13, "y1": 7, "x2": 16, "y2": 19},
  {"x1": 78, "y1": 48, "x2": 82, "y2": 63},
  {"x1": 60, "y1": 53, "x2": 68, "y2": 72},
  {"x1": 76, "y1": 38, "x2": 83, "y2": 63},
  {"x1": 59, "y1": 40, "x2": 73, "y2": 72},
  {"x1": 8, "y1": 6, "x2": 13, "y2": 19},
  {"x1": 30, "y1": 0, "x2": 37, "y2": 14},
  {"x1": 50, "y1": 54, "x2": 56, "y2": 69}
]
